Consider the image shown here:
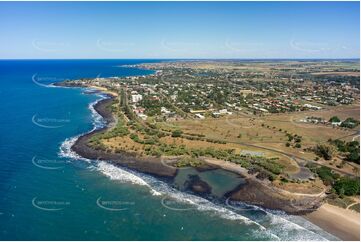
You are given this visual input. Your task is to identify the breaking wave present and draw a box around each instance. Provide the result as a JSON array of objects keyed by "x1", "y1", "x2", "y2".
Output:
[
  {"x1": 59, "y1": 92, "x2": 107, "y2": 160},
  {"x1": 93, "y1": 160, "x2": 335, "y2": 241},
  {"x1": 58, "y1": 92, "x2": 335, "y2": 241}
]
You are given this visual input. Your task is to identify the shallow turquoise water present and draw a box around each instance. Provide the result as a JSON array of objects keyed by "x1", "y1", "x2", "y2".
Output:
[{"x1": 0, "y1": 60, "x2": 338, "y2": 240}]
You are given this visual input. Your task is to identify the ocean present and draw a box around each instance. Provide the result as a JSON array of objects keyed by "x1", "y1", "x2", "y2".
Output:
[{"x1": 0, "y1": 60, "x2": 337, "y2": 240}]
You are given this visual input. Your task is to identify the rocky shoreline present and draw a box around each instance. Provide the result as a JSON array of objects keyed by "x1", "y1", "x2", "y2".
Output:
[
  {"x1": 72, "y1": 97, "x2": 178, "y2": 178},
  {"x1": 60, "y1": 83, "x2": 323, "y2": 215},
  {"x1": 226, "y1": 178, "x2": 323, "y2": 215}
]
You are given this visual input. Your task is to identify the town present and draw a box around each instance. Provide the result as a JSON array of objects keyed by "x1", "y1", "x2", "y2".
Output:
[
  {"x1": 73, "y1": 60, "x2": 359, "y2": 120},
  {"x1": 59, "y1": 60, "x2": 360, "y2": 215}
]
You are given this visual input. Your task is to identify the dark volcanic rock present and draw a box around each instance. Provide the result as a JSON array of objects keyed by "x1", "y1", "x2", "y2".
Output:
[
  {"x1": 225, "y1": 178, "x2": 323, "y2": 215},
  {"x1": 53, "y1": 81, "x2": 86, "y2": 88},
  {"x1": 184, "y1": 175, "x2": 212, "y2": 195},
  {"x1": 58, "y1": 82, "x2": 323, "y2": 215},
  {"x1": 71, "y1": 98, "x2": 177, "y2": 178}
]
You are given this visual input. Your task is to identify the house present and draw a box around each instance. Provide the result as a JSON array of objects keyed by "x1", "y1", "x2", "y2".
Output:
[
  {"x1": 331, "y1": 121, "x2": 342, "y2": 126},
  {"x1": 212, "y1": 112, "x2": 221, "y2": 118},
  {"x1": 195, "y1": 113, "x2": 205, "y2": 119},
  {"x1": 161, "y1": 107, "x2": 171, "y2": 114},
  {"x1": 134, "y1": 107, "x2": 145, "y2": 115},
  {"x1": 137, "y1": 113, "x2": 148, "y2": 120},
  {"x1": 131, "y1": 94, "x2": 143, "y2": 103},
  {"x1": 219, "y1": 109, "x2": 228, "y2": 114},
  {"x1": 303, "y1": 103, "x2": 321, "y2": 110}
]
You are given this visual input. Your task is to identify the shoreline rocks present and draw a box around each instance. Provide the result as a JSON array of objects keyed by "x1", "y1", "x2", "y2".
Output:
[
  {"x1": 71, "y1": 97, "x2": 177, "y2": 178},
  {"x1": 59, "y1": 83, "x2": 323, "y2": 215}
]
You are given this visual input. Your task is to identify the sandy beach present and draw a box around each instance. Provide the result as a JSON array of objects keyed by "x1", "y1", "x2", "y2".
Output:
[
  {"x1": 305, "y1": 203, "x2": 360, "y2": 241},
  {"x1": 89, "y1": 85, "x2": 119, "y2": 97}
]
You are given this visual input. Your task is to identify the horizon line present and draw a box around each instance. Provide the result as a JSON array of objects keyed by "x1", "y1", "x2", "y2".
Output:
[{"x1": 0, "y1": 58, "x2": 360, "y2": 61}]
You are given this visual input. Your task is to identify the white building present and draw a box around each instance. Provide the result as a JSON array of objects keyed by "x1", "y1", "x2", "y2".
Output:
[
  {"x1": 131, "y1": 94, "x2": 143, "y2": 103},
  {"x1": 219, "y1": 109, "x2": 228, "y2": 114},
  {"x1": 161, "y1": 107, "x2": 171, "y2": 114},
  {"x1": 303, "y1": 103, "x2": 321, "y2": 110},
  {"x1": 195, "y1": 114, "x2": 205, "y2": 119},
  {"x1": 138, "y1": 113, "x2": 148, "y2": 120}
]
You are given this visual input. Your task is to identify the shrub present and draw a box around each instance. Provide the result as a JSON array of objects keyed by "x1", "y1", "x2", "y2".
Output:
[
  {"x1": 315, "y1": 166, "x2": 339, "y2": 186},
  {"x1": 334, "y1": 177, "x2": 360, "y2": 196},
  {"x1": 314, "y1": 143, "x2": 337, "y2": 160},
  {"x1": 171, "y1": 129, "x2": 183, "y2": 137}
]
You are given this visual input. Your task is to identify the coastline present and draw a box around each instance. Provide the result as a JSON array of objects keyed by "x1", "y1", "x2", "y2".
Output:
[
  {"x1": 305, "y1": 203, "x2": 360, "y2": 241},
  {"x1": 64, "y1": 85, "x2": 324, "y2": 214},
  {"x1": 71, "y1": 96, "x2": 177, "y2": 178},
  {"x1": 57, "y1": 83, "x2": 356, "y2": 240}
]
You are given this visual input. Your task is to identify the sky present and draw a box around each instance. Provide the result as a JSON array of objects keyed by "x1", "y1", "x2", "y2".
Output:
[{"x1": 0, "y1": 1, "x2": 359, "y2": 59}]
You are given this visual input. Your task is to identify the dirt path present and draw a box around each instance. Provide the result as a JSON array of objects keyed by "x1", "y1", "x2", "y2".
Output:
[
  {"x1": 225, "y1": 140, "x2": 357, "y2": 177},
  {"x1": 352, "y1": 134, "x2": 360, "y2": 141},
  {"x1": 346, "y1": 202, "x2": 359, "y2": 210}
]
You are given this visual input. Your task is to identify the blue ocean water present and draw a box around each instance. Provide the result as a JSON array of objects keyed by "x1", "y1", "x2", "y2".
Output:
[{"x1": 0, "y1": 60, "x2": 337, "y2": 240}]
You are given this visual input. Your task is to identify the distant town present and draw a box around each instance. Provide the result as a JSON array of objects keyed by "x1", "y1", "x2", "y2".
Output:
[
  {"x1": 74, "y1": 60, "x2": 359, "y2": 120},
  {"x1": 59, "y1": 60, "x2": 360, "y2": 219}
]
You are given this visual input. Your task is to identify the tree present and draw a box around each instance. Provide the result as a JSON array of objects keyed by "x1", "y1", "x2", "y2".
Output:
[
  {"x1": 347, "y1": 150, "x2": 360, "y2": 164},
  {"x1": 329, "y1": 116, "x2": 340, "y2": 123},
  {"x1": 315, "y1": 166, "x2": 338, "y2": 186},
  {"x1": 314, "y1": 143, "x2": 337, "y2": 160},
  {"x1": 340, "y1": 117, "x2": 359, "y2": 129},
  {"x1": 287, "y1": 134, "x2": 294, "y2": 141},
  {"x1": 334, "y1": 177, "x2": 360, "y2": 196}
]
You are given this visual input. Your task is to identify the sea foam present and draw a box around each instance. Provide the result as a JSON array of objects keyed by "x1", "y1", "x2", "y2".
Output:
[
  {"x1": 58, "y1": 92, "x2": 335, "y2": 241},
  {"x1": 59, "y1": 92, "x2": 107, "y2": 161}
]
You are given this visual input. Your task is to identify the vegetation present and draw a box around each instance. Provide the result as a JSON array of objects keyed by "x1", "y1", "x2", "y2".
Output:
[
  {"x1": 329, "y1": 139, "x2": 360, "y2": 164},
  {"x1": 334, "y1": 177, "x2": 360, "y2": 196},
  {"x1": 309, "y1": 165, "x2": 340, "y2": 186},
  {"x1": 88, "y1": 117, "x2": 129, "y2": 149},
  {"x1": 76, "y1": 60, "x2": 360, "y2": 189},
  {"x1": 349, "y1": 203, "x2": 360, "y2": 212},
  {"x1": 314, "y1": 143, "x2": 337, "y2": 160},
  {"x1": 329, "y1": 116, "x2": 341, "y2": 123},
  {"x1": 340, "y1": 117, "x2": 359, "y2": 129},
  {"x1": 308, "y1": 163, "x2": 359, "y2": 197},
  {"x1": 171, "y1": 129, "x2": 183, "y2": 137},
  {"x1": 175, "y1": 156, "x2": 204, "y2": 168}
]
